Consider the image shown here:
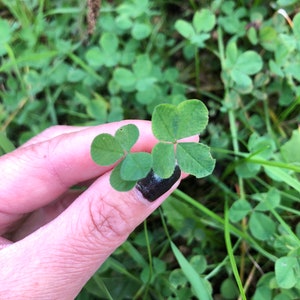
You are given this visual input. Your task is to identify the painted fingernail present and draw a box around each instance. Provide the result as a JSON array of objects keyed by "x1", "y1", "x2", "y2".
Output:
[{"x1": 136, "y1": 165, "x2": 181, "y2": 202}]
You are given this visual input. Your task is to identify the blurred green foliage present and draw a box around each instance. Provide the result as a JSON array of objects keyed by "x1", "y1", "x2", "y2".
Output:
[{"x1": 1, "y1": 0, "x2": 300, "y2": 299}]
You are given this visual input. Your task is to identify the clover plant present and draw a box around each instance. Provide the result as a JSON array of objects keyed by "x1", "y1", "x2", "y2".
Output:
[{"x1": 91, "y1": 100, "x2": 215, "y2": 191}]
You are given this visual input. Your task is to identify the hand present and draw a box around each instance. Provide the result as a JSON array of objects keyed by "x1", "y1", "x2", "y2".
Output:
[{"x1": 0, "y1": 121, "x2": 191, "y2": 299}]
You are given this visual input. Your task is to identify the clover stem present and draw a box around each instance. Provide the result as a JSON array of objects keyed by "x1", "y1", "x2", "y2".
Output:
[
  {"x1": 195, "y1": 48, "x2": 201, "y2": 96},
  {"x1": 218, "y1": 26, "x2": 245, "y2": 200}
]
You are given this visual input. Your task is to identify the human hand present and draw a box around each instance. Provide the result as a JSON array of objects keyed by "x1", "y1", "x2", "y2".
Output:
[{"x1": 0, "y1": 121, "x2": 195, "y2": 299}]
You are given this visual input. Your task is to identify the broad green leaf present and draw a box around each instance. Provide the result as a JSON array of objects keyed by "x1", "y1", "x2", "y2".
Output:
[
  {"x1": 281, "y1": 129, "x2": 300, "y2": 164},
  {"x1": 85, "y1": 46, "x2": 103, "y2": 68},
  {"x1": 249, "y1": 212, "x2": 276, "y2": 241},
  {"x1": 235, "y1": 51, "x2": 263, "y2": 75},
  {"x1": 176, "y1": 143, "x2": 215, "y2": 178},
  {"x1": 293, "y1": 13, "x2": 300, "y2": 39},
  {"x1": 225, "y1": 41, "x2": 238, "y2": 66},
  {"x1": 91, "y1": 134, "x2": 124, "y2": 165},
  {"x1": 152, "y1": 104, "x2": 177, "y2": 142},
  {"x1": 24, "y1": 70, "x2": 47, "y2": 95},
  {"x1": 131, "y1": 23, "x2": 151, "y2": 40},
  {"x1": 248, "y1": 133, "x2": 276, "y2": 160},
  {"x1": 171, "y1": 242, "x2": 213, "y2": 300},
  {"x1": 264, "y1": 166, "x2": 300, "y2": 192},
  {"x1": 86, "y1": 98, "x2": 107, "y2": 122},
  {"x1": 133, "y1": 54, "x2": 152, "y2": 78},
  {"x1": 113, "y1": 68, "x2": 136, "y2": 88},
  {"x1": 162, "y1": 196, "x2": 199, "y2": 231},
  {"x1": 285, "y1": 63, "x2": 300, "y2": 81},
  {"x1": 190, "y1": 255, "x2": 207, "y2": 274},
  {"x1": 220, "y1": 278, "x2": 239, "y2": 300},
  {"x1": 229, "y1": 199, "x2": 252, "y2": 223},
  {"x1": 135, "y1": 77, "x2": 157, "y2": 92},
  {"x1": 169, "y1": 269, "x2": 187, "y2": 288},
  {"x1": 175, "y1": 20, "x2": 195, "y2": 39},
  {"x1": 275, "y1": 256, "x2": 299, "y2": 289},
  {"x1": 115, "y1": 15, "x2": 133, "y2": 30},
  {"x1": 136, "y1": 88, "x2": 157, "y2": 104},
  {"x1": 190, "y1": 33, "x2": 210, "y2": 48},
  {"x1": 115, "y1": 124, "x2": 139, "y2": 152},
  {"x1": 252, "y1": 285, "x2": 272, "y2": 300},
  {"x1": 235, "y1": 161, "x2": 261, "y2": 178},
  {"x1": 100, "y1": 32, "x2": 119, "y2": 53},
  {"x1": 0, "y1": 18, "x2": 12, "y2": 55},
  {"x1": 254, "y1": 188, "x2": 281, "y2": 212},
  {"x1": 152, "y1": 142, "x2": 175, "y2": 178},
  {"x1": 110, "y1": 161, "x2": 136, "y2": 191},
  {"x1": 278, "y1": 0, "x2": 298, "y2": 5},
  {"x1": 67, "y1": 68, "x2": 86, "y2": 83},
  {"x1": 193, "y1": 9, "x2": 216, "y2": 33},
  {"x1": 152, "y1": 100, "x2": 209, "y2": 142},
  {"x1": 231, "y1": 69, "x2": 252, "y2": 89},
  {"x1": 120, "y1": 152, "x2": 152, "y2": 181},
  {"x1": 153, "y1": 257, "x2": 166, "y2": 274},
  {"x1": 269, "y1": 60, "x2": 284, "y2": 77},
  {"x1": 108, "y1": 96, "x2": 123, "y2": 122},
  {"x1": 0, "y1": 132, "x2": 15, "y2": 153}
]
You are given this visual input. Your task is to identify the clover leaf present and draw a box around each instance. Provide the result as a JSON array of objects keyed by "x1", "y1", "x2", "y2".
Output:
[
  {"x1": 91, "y1": 134, "x2": 125, "y2": 166},
  {"x1": 152, "y1": 100, "x2": 208, "y2": 142},
  {"x1": 90, "y1": 99, "x2": 215, "y2": 191}
]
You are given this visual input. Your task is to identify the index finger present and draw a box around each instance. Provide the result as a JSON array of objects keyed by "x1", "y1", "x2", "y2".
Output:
[{"x1": 0, "y1": 120, "x2": 156, "y2": 215}]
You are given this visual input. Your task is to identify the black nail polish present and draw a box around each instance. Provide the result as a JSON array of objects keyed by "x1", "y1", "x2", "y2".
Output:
[{"x1": 136, "y1": 165, "x2": 181, "y2": 202}]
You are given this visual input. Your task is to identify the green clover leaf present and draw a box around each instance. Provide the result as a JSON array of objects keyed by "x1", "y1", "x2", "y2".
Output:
[
  {"x1": 90, "y1": 99, "x2": 215, "y2": 192},
  {"x1": 115, "y1": 124, "x2": 139, "y2": 152},
  {"x1": 176, "y1": 142, "x2": 216, "y2": 178},
  {"x1": 152, "y1": 142, "x2": 176, "y2": 178},
  {"x1": 110, "y1": 161, "x2": 137, "y2": 192},
  {"x1": 152, "y1": 99, "x2": 208, "y2": 142},
  {"x1": 91, "y1": 134, "x2": 125, "y2": 166},
  {"x1": 120, "y1": 152, "x2": 152, "y2": 181}
]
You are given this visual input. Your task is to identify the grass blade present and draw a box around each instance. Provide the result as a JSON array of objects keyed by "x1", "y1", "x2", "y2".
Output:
[{"x1": 170, "y1": 241, "x2": 213, "y2": 300}]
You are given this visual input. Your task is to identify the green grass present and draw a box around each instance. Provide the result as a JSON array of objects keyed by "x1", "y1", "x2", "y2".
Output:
[{"x1": 1, "y1": 0, "x2": 300, "y2": 299}]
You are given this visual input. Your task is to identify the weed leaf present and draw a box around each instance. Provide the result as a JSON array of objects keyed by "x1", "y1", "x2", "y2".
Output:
[
  {"x1": 249, "y1": 212, "x2": 276, "y2": 241},
  {"x1": 275, "y1": 256, "x2": 299, "y2": 289},
  {"x1": 235, "y1": 51, "x2": 263, "y2": 75},
  {"x1": 193, "y1": 9, "x2": 216, "y2": 33},
  {"x1": 152, "y1": 142, "x2": 175, "y2": 178},
  {"x1": 171, "y1": 242, "x2": 213, "y2": 300},
  {"x1": 175, "y1": 20, "x2": 195, "y2": 39},
  {"x1": 229, "y1": 199, "x2": 252, "y2": 223},
  {"x1": 113, "y1": 67, "x2": 136, "y2": 88},
  {"x1": 281, "y1": 129, "x2": 300, "y2": 164},
  {"x1": 120, "y1": 152, "x2": 152, "y2": 181},
  {"x1": 177, "y1": 142, "x2": 215, "y2": 178},
  {"x1": 91, "y1": 134, "x2": 124, "y2": 166}
]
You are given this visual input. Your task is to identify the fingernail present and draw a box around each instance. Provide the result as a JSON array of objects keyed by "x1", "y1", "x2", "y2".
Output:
[{"x1": 136, "y1": 165, "x2": 181, "y2": 202}]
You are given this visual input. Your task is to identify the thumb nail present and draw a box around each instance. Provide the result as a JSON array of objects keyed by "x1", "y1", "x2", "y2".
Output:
[{"x1": 136, "y1": 165, "x2": 181, "y2": 202}]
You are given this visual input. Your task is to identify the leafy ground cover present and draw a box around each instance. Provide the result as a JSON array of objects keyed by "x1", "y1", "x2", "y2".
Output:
[{"x1": 1, "y1": 0, "x2": 300, "y2": 299}]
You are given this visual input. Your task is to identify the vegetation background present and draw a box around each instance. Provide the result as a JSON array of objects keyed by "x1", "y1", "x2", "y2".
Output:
[{"x1": 1, "y1": 0, "x2": 300, "y2": 299}]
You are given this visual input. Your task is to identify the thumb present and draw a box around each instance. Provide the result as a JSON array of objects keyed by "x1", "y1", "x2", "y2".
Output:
[{"x1": 0, "y1": 167, "x2": 181, "y2": 299}]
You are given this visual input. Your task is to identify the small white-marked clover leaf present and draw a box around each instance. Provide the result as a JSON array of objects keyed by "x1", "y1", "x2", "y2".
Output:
[
  {"x1": 115, "y1": 124, "x2": 139, "y2": 152},
  {"x1": 91, "y1": 133, "x2": 125, "y2": 166}
]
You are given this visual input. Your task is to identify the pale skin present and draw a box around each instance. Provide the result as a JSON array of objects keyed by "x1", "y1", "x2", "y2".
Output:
[{"x1": 0, "y1": 120, "x2": 197, "y2": 299}]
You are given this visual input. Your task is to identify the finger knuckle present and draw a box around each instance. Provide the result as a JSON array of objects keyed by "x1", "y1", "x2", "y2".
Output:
[{"x1": 86, "y1": 193, "x2": 132, "y2": 244}]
